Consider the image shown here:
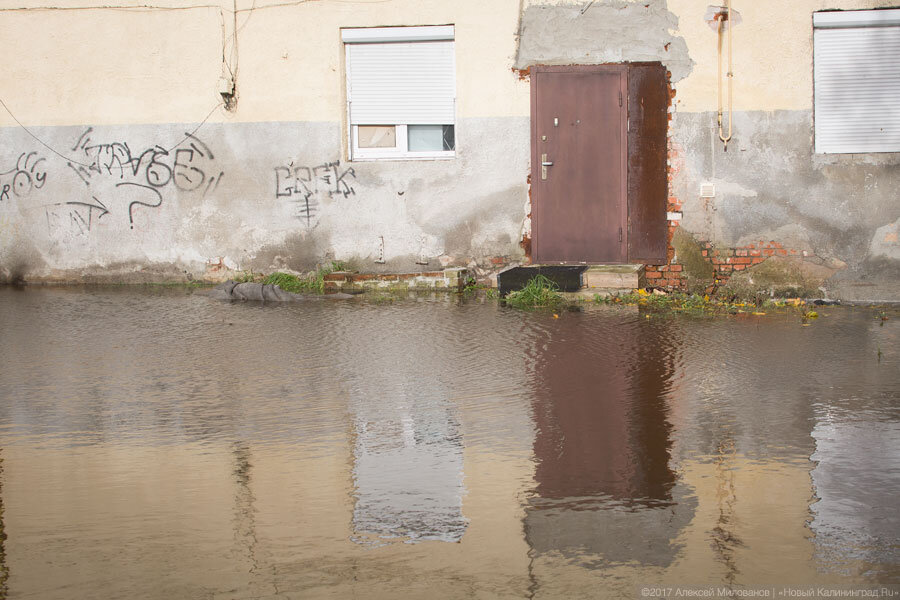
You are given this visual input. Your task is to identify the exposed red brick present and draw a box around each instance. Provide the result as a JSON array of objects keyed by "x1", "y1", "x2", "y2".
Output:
[
  {"x1": 733, "y1": 264, "x2": 746, "y2": 271},
  {"x1": 763, "y1": 249, "x2": 776, "y2": 256},
  {"x1": 669, "y1": 264, "x2": 683, "y2": 272},
  {"x1": 776, "y1": 249, "x2": 788, "y2": 256},
  {"x1": 645, "y1": 270, "x2": 662, "y2": 279},
  {"x1": 490, "y1": 256, "x2": 504, "y2": 265}
]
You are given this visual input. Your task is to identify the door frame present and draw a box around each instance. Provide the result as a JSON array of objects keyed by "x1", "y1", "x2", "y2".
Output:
[{"x1": 530, "y1": 64, "x2": 629, "y2": 265}]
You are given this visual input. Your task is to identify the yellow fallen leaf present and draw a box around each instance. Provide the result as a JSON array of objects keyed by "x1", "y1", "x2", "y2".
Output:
[{"x1": 752, "y1": 312, "x2": 766, "y2": 316}]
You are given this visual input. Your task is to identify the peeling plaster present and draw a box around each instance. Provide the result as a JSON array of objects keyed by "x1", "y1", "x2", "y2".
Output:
[
  {"x1": 515, "y1": 0, "x2": 694, "y2": 81},
  {"x1": 869, "y1": 217, "x2": 900, "y2": 261}
]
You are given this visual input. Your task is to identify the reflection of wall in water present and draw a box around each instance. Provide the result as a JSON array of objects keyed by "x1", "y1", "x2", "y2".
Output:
[
  {"x1": 0, "y1": 449, "x2": 8, "y2": 599},
  {"x1": 337, "y1": 310, "x2": 467, "y2": 544},
  {"x1": 811, "y1": 416, "x2": 900, "y2": 578},
  {"x1": 352, "y1": 394, "x2": 466, "y2": 543},
  {"x1": 525, "y1": 317, "x2": 695, "y2": 566}
]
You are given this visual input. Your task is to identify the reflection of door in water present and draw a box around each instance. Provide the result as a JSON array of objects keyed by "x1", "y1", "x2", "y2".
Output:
[
  {"x1": 531, "y1": 63, "x2": 669, "y2": 265},
  {"x1": 524, "y1": 316, "x2": 695, "y2": 566}
]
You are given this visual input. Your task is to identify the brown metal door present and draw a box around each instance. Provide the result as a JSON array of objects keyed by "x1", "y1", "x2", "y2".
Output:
[
  {"x1": 531, "y1": 65, "x2": 627, "y2": 264},
  {"x1": 627, "y1": 63, "x2": 668, "y2": 263}
]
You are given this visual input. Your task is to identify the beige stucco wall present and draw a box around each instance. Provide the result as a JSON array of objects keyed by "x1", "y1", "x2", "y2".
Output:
[
  {"x1": 0, "y1": 0, "x2": 530, "y2": 128},
  {"x1": 0, "y1": 5, "x2": 224, "y2": 127},
  {"x1": 669, "y1": 0, "x2": 900, "y2": 113},
  {"x1": 4, "y1": 0, "x2": 898, "y2": 124}
]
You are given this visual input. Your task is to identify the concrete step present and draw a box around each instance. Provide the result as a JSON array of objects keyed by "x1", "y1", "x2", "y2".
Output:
[{"x1": 581, "y1": 265, "x2": 641, "y2": 290}]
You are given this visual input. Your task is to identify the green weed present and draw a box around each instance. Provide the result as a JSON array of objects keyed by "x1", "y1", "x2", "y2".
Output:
[
  {"x1": 503, "y1": 275, "x2": 566, "y2": 310},
  {"x1": 261, "y1": 261, "x2": 348, "y2": 295},
  {"x1": 261, "y1": 272, "x2": 314, "y2": 293},
  {"x1": 232, "y1": 270, "x2": 257, "y2": 283},
  {"x1": 595, "y1": 289, "x2": 777, "y2": 316}
]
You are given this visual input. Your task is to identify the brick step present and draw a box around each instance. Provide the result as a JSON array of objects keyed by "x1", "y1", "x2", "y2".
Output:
[{"x1": 323, "y1": 267, "x2": 468, "y2": 291}]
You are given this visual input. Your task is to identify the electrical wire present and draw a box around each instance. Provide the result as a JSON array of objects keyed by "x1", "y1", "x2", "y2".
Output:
[
  {"x1": 0, "y1": 0, "x2": 395, "y2": 159},
  {"x1": 0, "y1": 95, "x2": 224, "y2": 166}
]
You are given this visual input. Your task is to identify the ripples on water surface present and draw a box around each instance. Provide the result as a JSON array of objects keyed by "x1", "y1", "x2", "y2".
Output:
[{"x1": 0, "y1": 286, "x2": 898, "y2": 598}]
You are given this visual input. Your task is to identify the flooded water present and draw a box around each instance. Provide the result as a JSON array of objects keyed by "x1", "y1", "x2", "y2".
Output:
[{"x1": 0, "y1": 286, "x2": 898, "y2": 599}]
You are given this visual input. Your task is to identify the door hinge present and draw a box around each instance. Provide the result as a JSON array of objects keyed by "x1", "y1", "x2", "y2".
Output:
[
  {"x1": 618, "y1": 91, "x2": 623, "y2": 107},
  {"x1": 619, "y1": 227, "x2": 623, "y2": 243}
]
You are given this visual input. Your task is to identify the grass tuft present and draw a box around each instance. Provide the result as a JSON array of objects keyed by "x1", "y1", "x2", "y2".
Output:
[
  {"x1": 261, "y1": 261, "x2": 348, "y2": 295},
  {"x1": 504, "y1": 275, "x2": 566, "y2": 310}
]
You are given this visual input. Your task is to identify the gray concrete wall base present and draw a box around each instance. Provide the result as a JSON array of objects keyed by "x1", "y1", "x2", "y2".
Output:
[
  {"x1": 0, "y1": 118, "x2": 530, "y2": 283},
  {"x1": 671, "y1": 109, "x2": 900, "y2": 301}
]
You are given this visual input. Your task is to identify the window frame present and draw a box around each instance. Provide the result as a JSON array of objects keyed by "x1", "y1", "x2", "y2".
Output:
[{"x1": 343, "y1": 26, "x2": 457, "y2": 162}]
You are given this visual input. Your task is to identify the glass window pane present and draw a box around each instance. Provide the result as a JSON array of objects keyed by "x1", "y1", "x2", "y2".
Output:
[
  {"x1": 442, "y1": 125, "x2": 455, "y2": 151},
  {"x1": 358, "y1": 125, "x2": 396, "y2": 148},
  {"x1": 408, "y1": 125, "x2": 444, "y2": 152}
]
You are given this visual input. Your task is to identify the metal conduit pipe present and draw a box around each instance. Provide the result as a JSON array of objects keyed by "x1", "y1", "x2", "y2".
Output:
[{"x1": 717, "y1": 0, "x2": 734, "y2": 150}]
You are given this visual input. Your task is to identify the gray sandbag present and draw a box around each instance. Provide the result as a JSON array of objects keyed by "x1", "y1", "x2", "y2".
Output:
[
  {"x1": 231, "y1": 282, "x2": 266, "y2": 301},
  {"x1": 205, "y1": 280, "x2": 238, "y2": 300},
  {"x1": 206, "y1": 280, "x2": 354, "y2": 302},
  {"x1": 262, "y1": 283, "x2": 301, "y2": 302}
]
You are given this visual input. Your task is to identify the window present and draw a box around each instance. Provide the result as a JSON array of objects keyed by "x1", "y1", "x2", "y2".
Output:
[
  {"x1": 814, "y1": 9, "x2": 900, "y2": 153},
  {"x1": 343, "y1": 26, "x2": 456, "y2": 160}
]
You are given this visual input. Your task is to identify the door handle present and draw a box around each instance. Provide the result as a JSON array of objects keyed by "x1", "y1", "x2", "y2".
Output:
[{"x1": 541, "y1": 153, "x2": 552, "y2": 180}]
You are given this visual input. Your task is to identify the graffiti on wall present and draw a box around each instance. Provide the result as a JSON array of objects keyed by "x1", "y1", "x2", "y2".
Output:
[
  {"x1": 43, "y1": 196, "x2": 110, "y2": 237},
  {"x1": 274, "y1": 160, "x2": 356, "y2": 227},
  {"x1": 68, "y1": 128, "x2": 223, "y2": 196},
  {"x1": 1, "y1": 129, "x2": 223, "y2": 238},
  {"x1": 0, "y1": 152, "x2": 48, "y2": 202}
]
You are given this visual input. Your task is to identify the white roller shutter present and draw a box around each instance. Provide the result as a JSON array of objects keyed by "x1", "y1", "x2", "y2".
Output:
[
  {"x1": 814, "y1": 10, "x2": 900, "y2": 153},
  {"x1": 345, "y1": 37, "x2": 455, "y2": 125}
]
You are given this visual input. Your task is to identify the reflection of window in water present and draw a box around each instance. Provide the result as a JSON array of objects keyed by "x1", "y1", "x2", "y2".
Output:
[
  {"x1": 351, "y1": 395, "x2": 466, "y2": 545},
  {"x1": 811, "y1": 417, "x2": 900, "y2": 578},
  {"x1": 524, "y1": 318, "x2": 694, "y2": 567}
]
